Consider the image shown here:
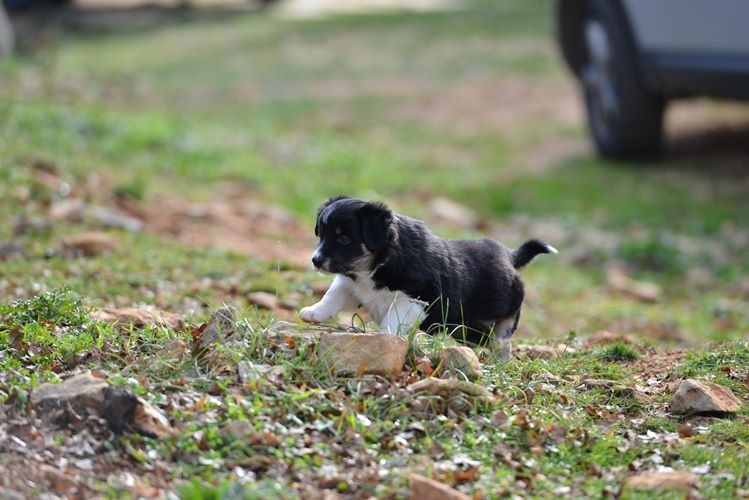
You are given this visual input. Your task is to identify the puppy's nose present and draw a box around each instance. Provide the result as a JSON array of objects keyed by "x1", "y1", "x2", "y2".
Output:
[{"x1": 312, "y1": 254, "x2": 323, "y2": 269}]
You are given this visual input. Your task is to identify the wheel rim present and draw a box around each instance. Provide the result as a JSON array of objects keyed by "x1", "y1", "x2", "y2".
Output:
[{"x1": 582, "y1": 19, "x2": 619, "y2": 144}]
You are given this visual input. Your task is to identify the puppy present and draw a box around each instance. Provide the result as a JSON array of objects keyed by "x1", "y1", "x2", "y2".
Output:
[{"x1": 300, "y1": 196, "x2": 557, "y2": 348}]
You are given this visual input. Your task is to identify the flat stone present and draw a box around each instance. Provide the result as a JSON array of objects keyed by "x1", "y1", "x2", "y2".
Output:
[
  {"x1": 265, "y1": 320, "x2": 323, "y2": 342},
  {"x1": 85, "y1": 205, "x2": 143, "y2": 232},
  {"x1": 317, "y1": 332, "x2": 408, "y2": 376},
  {"x1": 30, "y1": 373, "x2": 172, "y2": 438},
  {"x1": 62, "y1": 232, "x2": 119, "y2": 257},
  {"x1": 514, "y1": 344, "x2": 572, "y2": 360},
  {"x1": 625, "y1": 470, "x2": 698, "y2": 492},
  {"x1": 428, "y1": 197, "x2": 477, "y2": 230},
  {"x1": 579, "y1": 378, "x2": 618, "y2": 389},
  {"x1": 408, "y1": 377, "x2": 493, "y2": 405},
  {"x1": 437, "y1": 346, "x2": 482, "y2": 380},
  {"x1": 670, "y1": 379, "x2": 742, "y2": 415},
  {"x1": 247, "y1": 291, "x2": 279, "y2": 310},
  {"x1": 30, "y1": 373, "x2": 109, "y2": 417},
  {"x1": 410, "y1": 473, "x2": 470, "y2": 500},
  {"x1": 90, "y1": 307, "x2": 183, "y2": 331},
  {"x1": 0, "y1": 242, "x2": 26, "y2": 261},
  {"x1": 607, "y1": 267, "x2": 661, "y2": 303},
  {"x1": 237, "y1": 361, "x2": 286, "y2": 384},
  {"x1": 584, "y1": 330, "x2": 638, "y2": 347}
]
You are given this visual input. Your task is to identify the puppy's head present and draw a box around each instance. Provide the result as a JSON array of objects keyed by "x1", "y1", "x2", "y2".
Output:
[{"x1": 311, "y1": 196, "x2": 392, "y2": 274}]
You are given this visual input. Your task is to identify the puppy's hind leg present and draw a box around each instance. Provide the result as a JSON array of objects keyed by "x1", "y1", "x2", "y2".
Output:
[
  {"x1": 379, "y1": 294, "x2": 426, "y2": 336},
  {"x1": 300, "y1": 275, "x2": 359, "y2": 324},
  {"x1": 491, "y1": 311, "x2": 519, "y2": 361}
]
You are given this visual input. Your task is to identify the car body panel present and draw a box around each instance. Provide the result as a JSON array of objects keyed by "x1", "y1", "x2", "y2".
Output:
[{"x1": 623, "y1": 0, "x2": 749, "y2": 55}]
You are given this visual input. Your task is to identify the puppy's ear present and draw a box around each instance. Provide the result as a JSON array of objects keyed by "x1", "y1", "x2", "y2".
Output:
[
  {"x1": 359, "y1": 201, "x2": 392, "y2": 252},
  {"x1": 315, "y1": 195, "x2": 349, "y2": 236}
]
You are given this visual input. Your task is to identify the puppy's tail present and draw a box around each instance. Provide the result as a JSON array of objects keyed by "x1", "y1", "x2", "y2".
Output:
[{"x1": 512, "y1": 239, "x2": 558, "y2": 269}]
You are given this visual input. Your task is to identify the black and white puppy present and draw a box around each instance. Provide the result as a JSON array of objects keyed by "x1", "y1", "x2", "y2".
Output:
[{"x1": 300, "y1": 196, "x2": 557, "y2": 347}]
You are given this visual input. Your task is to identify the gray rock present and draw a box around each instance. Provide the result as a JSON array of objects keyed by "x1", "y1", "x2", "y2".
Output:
[
  {"x1": 437, "y1": 346, "x2": 482, "y2": 380},
  {"x1": 670, "y1": 379, "x2": 742, "y2": 415},
  {"x1": 237, "y1": 361, "x2": 286, "y2": 384},
  {"x1": 30, "y1": 373, "x2": 109, "y2": 418},
  {"x1": 86, "y1": 205, "x2": 143, "y2": 232},
  {"x1": 30, "y1": 373, "x2": 172, "y2": 438}
]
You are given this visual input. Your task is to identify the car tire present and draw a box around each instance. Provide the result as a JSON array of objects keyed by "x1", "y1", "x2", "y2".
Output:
[
  {"x1": 580, "y1": 1, "x2": 665, "y2": 160},
  {"x1": 0, "y1": 4, "x2": 13, "y2": 58}
]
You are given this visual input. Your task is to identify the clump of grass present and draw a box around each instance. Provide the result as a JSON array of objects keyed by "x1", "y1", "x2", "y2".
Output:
[
  {"x1": 674, "y1": 341, "x2": 749, "y2": 376},
  {"x1": 0, "y1": 287, "x2": 88, "y2": 330},
  {"x1": 617, "y1": 236, "x2": 683, "y2": 274},
  {"x1": 595, "y1": 341, "x2": 640, "y2": 362}
]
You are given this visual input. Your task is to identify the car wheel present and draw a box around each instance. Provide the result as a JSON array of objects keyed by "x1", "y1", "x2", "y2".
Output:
[{"x1": 580, "y1": 2, "x2": 665, "y2": 159}]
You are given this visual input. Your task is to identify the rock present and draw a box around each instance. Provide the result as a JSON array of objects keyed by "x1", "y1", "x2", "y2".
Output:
[
  {"x1": 90, "y1": 307, "x2": 184, "y2": 331},
  {"x1": 51, "y1": 200, "x2": 143, "y2": 232},
  {"x1": 410, "y1": 473, "x2": 470, "y2": 500},
  {"x1": 62, "y1": 232, "x2": 119, "y2": 257},
  {"x1": 408, "y1": 377, "x2": 494, "y2": 405},
  {"x1": 50, "y1": 199, "x2": 86, "y2": 221},
  {"x1": 30, "y1": 373, "x2": 109, "y2": 419},
  {"x1": 237, "y1": 361, "x2": 286, "y2": 384},
  {"x1": 30, "y1": 373, "x2": 172, "y2": 438},
  {"x1": 436, "y1": 346, "x2": 482, "y2": 380},
  {"x1": 85, "y1": 205, "x2": 143, "y2": 232},
  {"x1": 247, "y1": 291, "x2": 279, "y2": 310},
  {"x1": 265, "y1": 320, "x2": 323, "y2": 342},
  {"x1": 102, "y1": 387, "x2": 172, "y2": 439},
  {"x1": 13, "y1": 216, "x2": 53, "y2": 236},
  {"x1": 514, "y1": 344, "x2": 572, "y2": 360},
  {"x1": 157, "y1": 338, "x2": 189, "y2": 359},
  {"x1": 624, "y1": 470, "x2": 698, "y2": 493},
  {"x1": 191, "y1": 306, "x2": 238, "y2": 366},
  {"x1": 670, "y1": 379, "x2": 742, "y2": 415},
  {"x1": 579, "y1": 378, "x2": 617, "y2": 389},
  {"x1": 131, "y1": 398, "x2": 172, "y2": 439},
  {"x1": 584, "y1": 330, "x2": 638, "y2": 347},
  {"x1": 0, "y1": 242, "x2": 25, "y2": 261},
  {"x1": 617, "y1": 386, "x2": 654, "y2": 405},
  {"x1": 317, "y1": 332, "x2": 408, "y2": 376},
  {"x1": 607, "y1": 267, "x2": 661, "y2": 303},
  {"x1": 428, "y1": 197, "x2": 477, "y2": 230},
  {"x1": 309, "y1": 282, "x2": 330, "y2": 297},
  {"x1": 414, "y1": 357, "x2": 434, "y2": 376}
]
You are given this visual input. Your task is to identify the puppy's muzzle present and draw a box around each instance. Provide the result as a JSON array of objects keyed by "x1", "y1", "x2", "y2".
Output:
[{"x1": 311, "y1": 254, "x2": 324, "y2": 269}]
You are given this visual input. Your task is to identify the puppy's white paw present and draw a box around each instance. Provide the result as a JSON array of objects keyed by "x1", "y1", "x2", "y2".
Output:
[{"x1": 300, "y1": 305, "x2": 329, "y2": 324}]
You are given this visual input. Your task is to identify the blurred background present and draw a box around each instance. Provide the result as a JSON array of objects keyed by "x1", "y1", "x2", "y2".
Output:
[{"x1": 1, "y1": 0, "x2": 748, "y2": 345}]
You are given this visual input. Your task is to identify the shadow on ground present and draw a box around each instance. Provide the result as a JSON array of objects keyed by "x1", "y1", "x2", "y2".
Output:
[{"x1": 665, "y1": 122, "x2": 749, "y2": 173}]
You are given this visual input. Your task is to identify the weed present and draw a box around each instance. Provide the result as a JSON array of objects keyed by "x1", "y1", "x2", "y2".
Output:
[{"x1": 596, "y1": 342, "x2": 640, "y2": 362}]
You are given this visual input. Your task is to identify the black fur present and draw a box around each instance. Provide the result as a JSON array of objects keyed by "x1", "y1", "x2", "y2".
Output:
[{"x1": 312, "y1": 196, "x2": 556, "y2": 345}]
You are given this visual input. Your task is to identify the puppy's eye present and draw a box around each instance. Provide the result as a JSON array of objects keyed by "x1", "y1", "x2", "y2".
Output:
[{"x1": 336, "y1": 235, "x2": 351, "y2": 245}]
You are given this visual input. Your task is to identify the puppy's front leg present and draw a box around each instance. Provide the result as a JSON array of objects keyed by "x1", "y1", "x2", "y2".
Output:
[{"x1": 300, "y1": 275, "x2": 359, "y2": 324}]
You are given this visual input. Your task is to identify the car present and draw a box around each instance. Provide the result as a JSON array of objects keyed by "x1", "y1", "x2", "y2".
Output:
[{"x1": 555, "y1": 0, "x2": 749, "y2": 159}]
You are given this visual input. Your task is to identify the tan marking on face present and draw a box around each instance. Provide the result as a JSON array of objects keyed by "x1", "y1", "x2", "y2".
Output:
[{"x1": 335, "y1": 227, "x2": 342, "y2": 235}]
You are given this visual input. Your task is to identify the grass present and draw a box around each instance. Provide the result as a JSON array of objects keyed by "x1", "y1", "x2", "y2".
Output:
[{"x1": 1, "y1": 0, "x2": 748, "y2": 497}]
